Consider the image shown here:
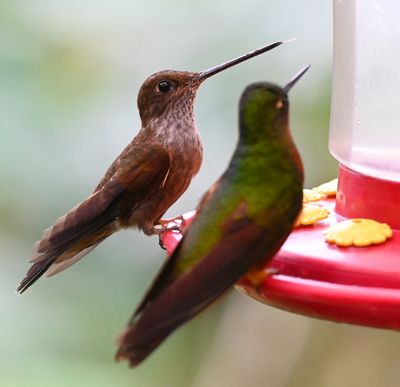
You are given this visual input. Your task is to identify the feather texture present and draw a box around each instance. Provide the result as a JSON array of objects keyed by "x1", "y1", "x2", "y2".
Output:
[{"x1": 17, "y1": 145, "x2": 171, "y2": 293}]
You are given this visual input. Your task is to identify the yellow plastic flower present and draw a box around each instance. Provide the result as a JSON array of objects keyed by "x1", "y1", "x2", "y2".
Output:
[
  {"x1": 296, "y1": 203, "x2": 330, "y2": 226},
  {"x1": 312, "y1": 178, "x2": 338, "y2": 197},
  {"x1": 303, "y1": 189, "x2": 325, "y2": 203},
  {"x1": 324, "y1": 218, "x2": 392, "y2": 247}
]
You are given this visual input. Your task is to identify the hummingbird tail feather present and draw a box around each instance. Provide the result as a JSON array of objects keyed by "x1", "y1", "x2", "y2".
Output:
[
  {"x1": 115, "y1": 330, "x2": 165, "y2": 367},
  {"x1": 45, "y1": 243, "x2": 100, "y2": 277},
  {"x1": 115, "y1": 280, "x2": 220, "y2": 367},
  {"x1": 17, "y1": 251, "x2": 60, "y2": 293},
  {"x1": 29, "y1": 188, "x2": 116, "y2": 263},
  {"x1": 17, "y1": 197, "x2": 116, "y2": 293},
  {"x1": 17, "y1": 180, "x2": 126, "y2": 293},
  {"x1": 17, "y1": 223, "x2": 114, "y2": 294}
]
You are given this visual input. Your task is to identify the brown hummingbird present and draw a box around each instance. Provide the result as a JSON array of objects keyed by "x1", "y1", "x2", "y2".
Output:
[{"x1": 17, "y1": 41, "x2": 284, "y2": 294}]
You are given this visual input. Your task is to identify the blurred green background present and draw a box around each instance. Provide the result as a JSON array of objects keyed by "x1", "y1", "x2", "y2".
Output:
[{"x1": 3, "y1": 1, "x2": 400, "y2": 386}]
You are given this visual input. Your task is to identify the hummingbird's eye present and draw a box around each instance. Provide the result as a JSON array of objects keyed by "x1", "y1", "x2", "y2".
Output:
[{"x1": 157, "y1": 80, "x2": 172, "y2": 93}]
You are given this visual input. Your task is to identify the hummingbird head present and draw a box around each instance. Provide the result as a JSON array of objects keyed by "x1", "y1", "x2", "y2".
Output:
[
  {"x1": 137, "y1": 70, "x2": 203, "y2": 125},
  {"x1": 239, "y1": 65, "x2": 310, "y2": 144},
  {"x1": 239, "y1": 82, "x2": 290, "y2": 143},
  {"x1": 137, "y1": 41, "x2": 285, "y2": 128}
]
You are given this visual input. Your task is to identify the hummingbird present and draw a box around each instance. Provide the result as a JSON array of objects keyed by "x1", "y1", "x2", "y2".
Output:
[
  {"x1": 17, "y1": 41, "x2": 285, "y2": 294},
  {"x1": 116, "y1": 66, "x2": 310, "y2": 367}
]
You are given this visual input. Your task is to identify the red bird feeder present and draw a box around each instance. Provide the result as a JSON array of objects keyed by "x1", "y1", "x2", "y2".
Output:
[{"x1": 162, "y1": 0, "x2": 400, "y2": 330}]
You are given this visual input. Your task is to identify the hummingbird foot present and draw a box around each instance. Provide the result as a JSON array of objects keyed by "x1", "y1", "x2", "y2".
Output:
[
  {"x1": 244, "y1": 267, "x2": 279, "y2": 289},
  {"x1": 152, "y1": 215, "x2": 187, "y2": 249},
  {"x1": 157, "y1": 215, "x2": 187, "y2": 229}
]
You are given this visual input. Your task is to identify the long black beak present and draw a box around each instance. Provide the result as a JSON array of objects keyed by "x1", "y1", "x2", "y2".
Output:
[
  {"x1": 283, "y1": 65, "x2": 311, "y2": 93},
  {"x1": 199, "y1": 40, "x2": 288, "y2": 81}
]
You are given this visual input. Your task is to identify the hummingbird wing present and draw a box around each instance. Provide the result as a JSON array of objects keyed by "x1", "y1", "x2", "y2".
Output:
[
  {"x1": 131, "y1": 181, "x2": 220, "y2": 317},
  {"x1": 116, "y1": 189, "x2": 277, "y2": 366},
  {"x1": 17, "y1": 144, "x2": 171, "y2": 293}
]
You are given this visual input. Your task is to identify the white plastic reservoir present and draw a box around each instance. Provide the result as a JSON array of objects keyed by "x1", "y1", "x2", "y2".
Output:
[{"x1": 329, "y1": 0, "x2": 400, "y2": 181}]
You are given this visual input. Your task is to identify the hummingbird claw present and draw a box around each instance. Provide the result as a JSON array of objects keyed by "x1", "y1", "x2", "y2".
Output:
[
  {"x1": 159, "y1": 236, "x2": 167, "y2": 250},
  {"x1": 159, "y1": 225, "x2": 183, "y2": 250},
  {"x1": 158, "y1": 215, "x2": 187, "y2": 229},
  {"x1": 176, "y1": 215, "x2": 186, "y2": 226},
  {"x1": 153, "y1": 221, "x2": 185, "y2": 250},
  {"x1": 244, "y1": 266, "x2": 279, "y2": 288}
]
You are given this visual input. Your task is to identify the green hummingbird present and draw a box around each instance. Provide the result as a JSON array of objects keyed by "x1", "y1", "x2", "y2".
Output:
[{"x1": 116, "y1": 66, "x2": 310, "y2": 367}]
